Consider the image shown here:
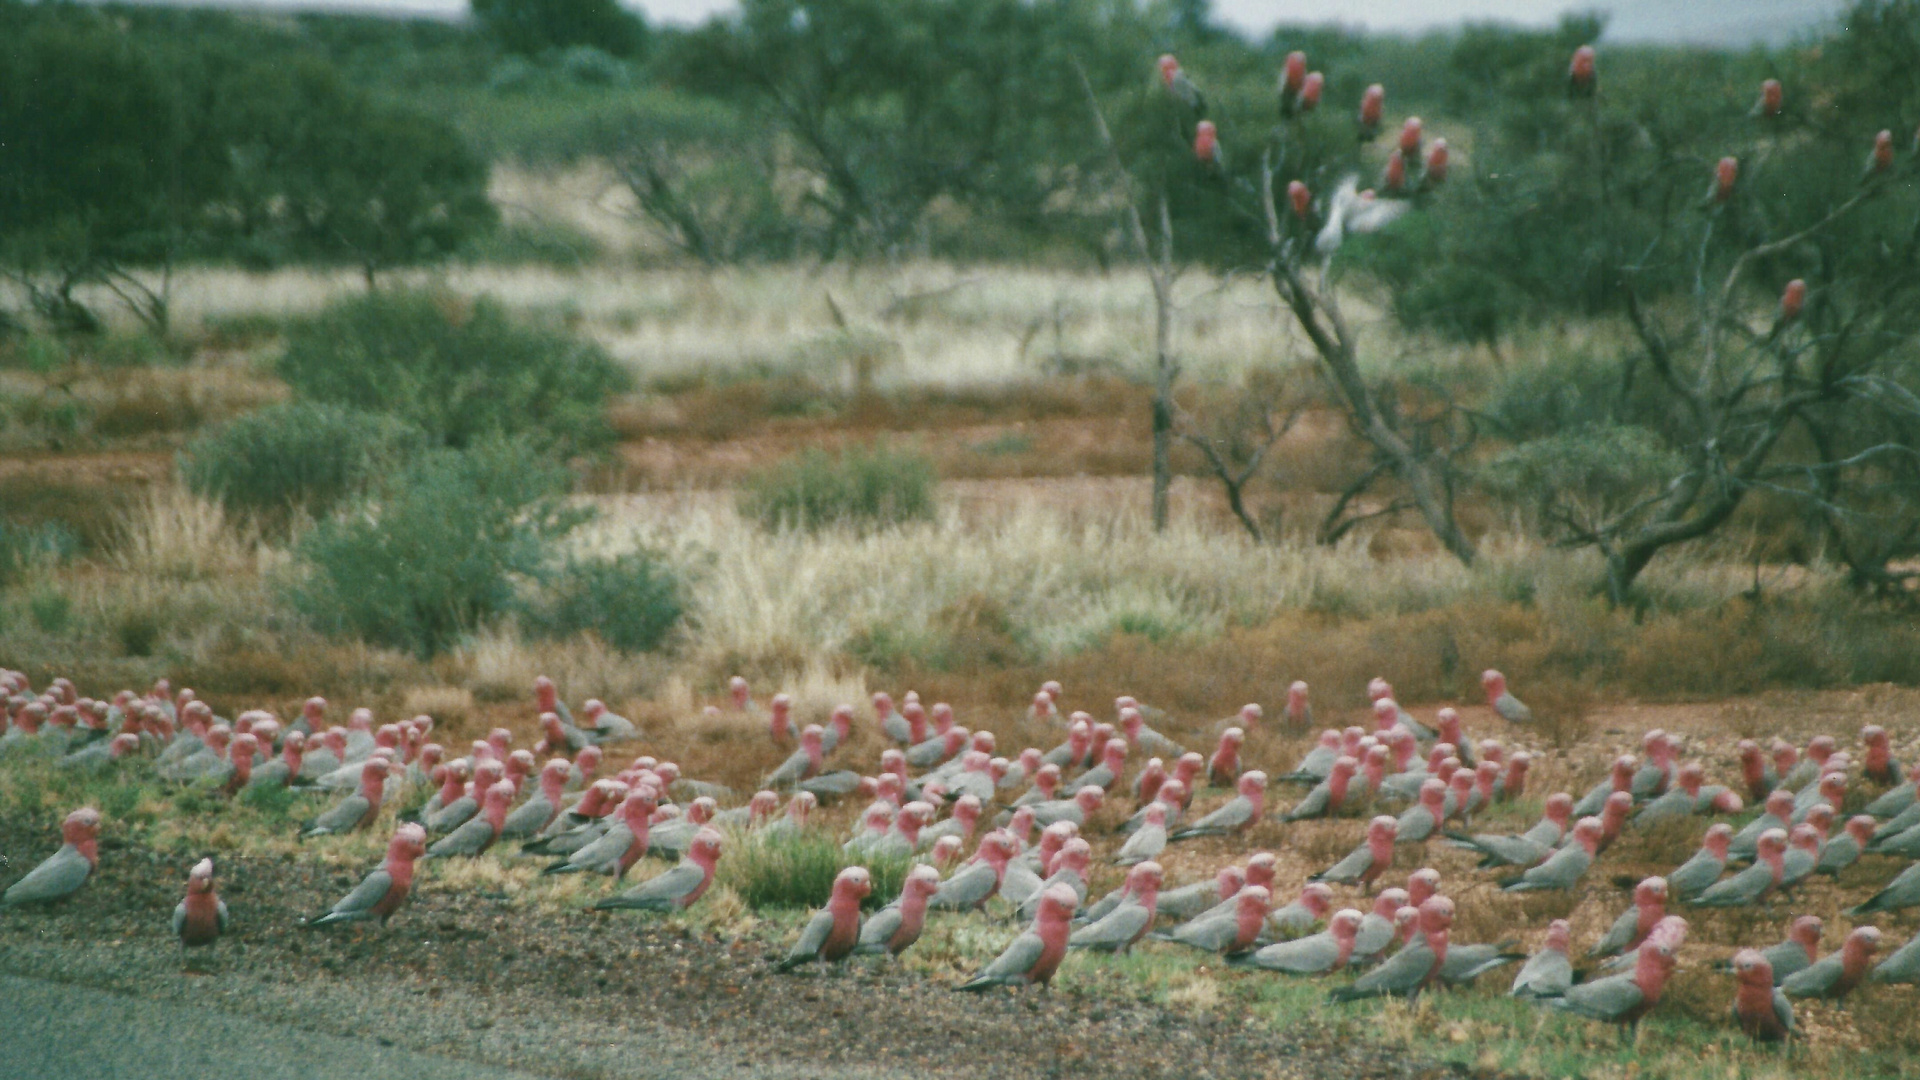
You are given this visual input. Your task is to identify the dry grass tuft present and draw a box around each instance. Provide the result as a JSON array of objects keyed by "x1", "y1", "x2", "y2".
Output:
[
  {"x1": 110, "y1": 485, "x2": 261, "y2": 582},
  {"x1": 401, "y1": 685, "x2": 476, "y2": 728}
]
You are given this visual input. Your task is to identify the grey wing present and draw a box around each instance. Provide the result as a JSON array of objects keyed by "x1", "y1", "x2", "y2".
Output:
[
  {"x1": 766, "y1": 750, "x2": 809, "y2": 787},
  {"x1": 500, "y1": 796, "x2": 554, "y2": 838},
  {"x1": 1353, "y1": 943, "x2": 1429, "y2": 993},
  {"x1": 977, "y1": 930, "x2": 1045, "y2": 982},
  {"x1": 1071, "y1": 905, "x2": 1150, "y2": 952},
  {"x1": 216, "y1": 898, "x2": 231, "y2": 933},
  {"x1": 428, "y1": 819, "x2": 490, "y2": 858},
  {"x1": 310, "y1": 794, "x2": 371, "y2": 834},
  {"x1": 786, "y1": 909, "x2": 836, "y2": 962},
  {"x1": 172, "y1": 900, "x2": 188, "y2": 937},
  {"x1": 1511, "y1": 952, "x2": 1572, "y2": 997},
  {"x1": 1316, "y1": 845, "x2": 1370, "y2": 883},
  {"x1": 1590, "y1": 909, "x2": 1637, "y2": 957},
  {"x1": 1667, "y1": 852, "x2": 1719, "y2": 897},
  {"x1": 329, "y1": 869, "x2": 394, "y2": 918},
  {"x1": 930, "y1": 865, "x2": 993, "y2": 909},
  {"x1": 1781, "y1": 956, "x2": 1839, "y2": 997},
  {"x1": 568, "y1": 824, "x2": 630, "y2": 872},
  {"x1": 857, "y1": 906, "x2": 904, "y2": 950},
  {"x1": 1172, "y1": 914, "x2": 1235, "y2": 951},
  {"x1": 2, "y1": 850, "x2": 89, "y2": 906},
  {"x1": 1773, "y1": 988, "x2": 1796, "y2": 1033},
  {"x1": 1249, "y1": 931, "x2": 1340, "y2": 974},
  {"x1": 628, "y1": 864, "x2": 702, "y2": 905},
  {"x1": 1192, "y1": 797, "x2": 1250, "y2": 832},
  {"x1": 1553, "y1": 973, "x2": 1642, "y2": 1019}
]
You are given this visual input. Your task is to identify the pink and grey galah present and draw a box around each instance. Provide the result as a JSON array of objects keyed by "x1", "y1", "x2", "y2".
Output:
[
  {"x1": 1714, "y1": 915, "x2": 1820, "y2": 985},
  {"x1": 1782, "y1": 926, "x2": 1881, "y2": 1001},
  {"x1": 929, "y1": 831, "x2": 1017, "y2": 912},
  {"x1": 1481, "y1": 669, "x2": 1532, "y2": 724},
  {"x1": 1816, "y1": 815, "x2": 1877, "y2": 876},
  {"x1": 765, "y1": 725, "x2": 825, "y2": 789},
  {"x1": 423, "y1": 780, "x2": 514, "y2": 859},
  {"x1": 1119, "y1": 707, "x2": 1182, "y2": 760},
  {"x1": 501, "y1": 760, "x2": 574, "y2": 840},
  {"x1": 1350, "y1": 888, "x2": 1411, "y2": 963},
  {"x1": 1156, "y1": 865, "x2": 1245, "y2": 923},
  {"x1": 1509, "y1": 920, "x2": 1573, "y2": 999},
  {"x1": 595, "y1": 828, "x2": 723, "y2": 913},
  {"x1": 1267, "y1": 882, "x2": 1334, "y2": 938},
  {"x1": 1206, "y1": 727, "x2": 1244, "y2": 788},
  {"x1": 173, "y1": 858, "x2": 229, "y2": 949},
  {"x1": 1281, "y1": 730, "x2": 1342, "y2": 783},
  {"x1": 1017, "y1": 837, "x2": 1092, "y2": 922},
  {"x1": 1500, "y1": 817, "x2": 1601, "y2": 892},
  {"x1": 1118, "y1": 778, "x2": 1183, "y2": 836},
  {"x1": 1072, "y1": 739, "x2": 1129, "y2": 795},
  {"x1": 1731, "y1": 950, "x2": 1795, "y2": 1043},
  {"x1": 855, "y1": 865, "x2": 943, "y2": 958},
  {"x1": 1589, "y1": 877, "x2": 1667, "y2": 959},
  {"x1": 1447, "y1": 790, "x2": 1571, "y2": 868},
  {"x1": 308, "y1": 823, "x2": 427, "y2": 928},
  {"x1": 957, "y1": 883, "x2": 1077, "y2": 992},
  {"x1": 1170, "y1": 770, "x2": 1265, "y2": 840},
  {"x1": 1330, "y1": 895, "x2": 1453, "y2": 1003},
  {"x1": 1592, "y1": 792, "x2": 1634, "y2": 855},
  {"x1": 1546, "y1": 917, "x2": 1684, "y2": 1031},
  {"x1": 1666, "y1": 822, "x2": 1734, "y2": 902},
  {"x1": 1234, "y1": 908, "x2": 1363, "y2": 975},
  {"x1": 1872, "y1": 932, "x2": 1920, "y2": 985},
  {"x1": 1312, "y1": 816, "x2": 1398, "y2": 889},
  {"x1": 1860, "y1": 723, "x2": 1901, "y2": 785},
  {"x1": 1162, "y1": 884, "x2": 1268, "y2": 955},
  {"x1": 1283, "y1": 757, "x2": 1356, "y2": 822},
  {"x1": 300, "y1": 758, "x2": 391, "y2": 839},
  {"x1": 1115, "y1": 804, "x2": 1167, "y2": 866},
  {"x1": 2, "y1": 807, "x2": 100, "y2": 907},
  {"x1": 1851, "y1": 860, "x2": 1920, "y2": 916},
  {"x1": 1691, "y1": 828, "x2": 1788, "y2": 907},
  {"x1": 544, "y1": 786, "x2": 656, "y2": 878},
  {"x1": 1069, "y1": 861, "x2": 1162, "y2": 954},
  {"x1": 1030, "y1": 786, "x2": 1104, "y2": 831}
]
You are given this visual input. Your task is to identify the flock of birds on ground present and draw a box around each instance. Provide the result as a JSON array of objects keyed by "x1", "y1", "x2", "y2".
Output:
[{"x1": 3, "y1": 665, "x2": 1919, "y2": 1046}]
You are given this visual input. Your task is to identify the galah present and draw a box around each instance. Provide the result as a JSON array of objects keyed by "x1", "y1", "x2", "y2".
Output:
[
  {"x1": 1493, "y1": 752, "x2": 1531, "y2": 803},
  {"x1": 1714, "y1": 916, "x2": 1821, "y2": 985},
  {"x1": 580, "y1": 699, "x2": 636, "y2": 744},
  {"x1": 1030, "y1": 787, "x2": 1104, "y2": 831},
  {"x1": 1572, "y1": 756, "x2": 1636, "y2": 819},
  {"x1": 874, "y1": 691, "x2": 908, "y2": 743},
  {"x1": 1284, "y1": 757, "x2": 1357, "y2": 822},
  {"x1": 1313, "y1": 176, "x2": 1408, "y2": 259},
  {"x1": 307, "y1": 824, "x2": 427, "y2": 928},
  {"x1": 1782, "y1": 926, "x2": 1881, "y2": 1001},
  {"x1": 1817, "y1": 815, "x2": 1876, "y2": 876},
  {"x1": 1731, "y1": 949, "x2": 1795, "y2": 1043},
  {"x1": 1791, "y1": 771, "x2": 1848, "y2": 825},
  {"x1": 1011, "y1": 763, "x2": 1062, "y2": 811},
  {"x1": 1069, "y1": 862, "x2": 1161, "y2": 954},
  {"x1": 1439, "y1": 935, "x2": 1524, "y2": 986},
  {"x1": 1859, "y1": 724, "x2": 1901, "y2": 786},
  {"x1": 1357, "y1": 83, "x2": 1384, "y2": 138},
  {"x1": 929, "y1": 832, "x2": 1016, "y2": 912},
  {"x1": 217, "y1": 733, "x2": 258, "y2": 796},
  {"x1": 1481, "y1": 670, "x2": 1532, "y2": 723},
  {"x1": 1590, "y1": 790, "x2": 1634, "y2": 855},
  {"x1": 999, "y1": 747, "x2": 1043, "y2": 792},
  {"x1": 1781, "y1": 736, "x2": 1833, "y2": 792},
  {"x1": 1234, "y1": 908, "x2": 1362, "y2": 975},
  {"x1": 501, "y1": 760, "x2": 575, "y2": 841},
  {"x1": 1510, "y1": 920, "x2": 1573, "y2": 999},
  {"x1": 1872, "y1": 933, "x2": 1920, "y2": 985},
  {"x1": 1779, "y1": 822, "x2": 1825, "y2": 888},
  {"x1": 434, "y1": 758, "x2": 505, "y2": 835},
  {"x1": 1001, "y1": 822, "x2": 1065, "y2": 910},
  {"x1": 1738, "y1": 740, "x2": 1775, "y2": 802},
  {"x1": 1547, "y1": 925, "x2": 1681, "y2": 1032},
  {"x1": 764, "y1": 693, "x2": 798, "y2": 745},
  {"x1": 762, "y1": 791, "x2": 816, "y2": 839},
  {"x1": 564, "y1": 744, "x2": 600, "y2": 790},
  {"x1": 1865, "y1": 128, "x2": 1896, "y2": 181},
  {"x1": 1871, "y1": 796, "x2": 1920, "y2": 844},
  {"x1": 1634, "y1": 763, "x2": 1711, "y2": 827},
  {"x1": 533, "y1": 675, "x2": 574, "y2": 728},
  {"x1": 1667, "y1": 823, "x2": 1734, "y2": 902},
  {"x1": 649, "y1": 796, "x2": 718, "y2": 860},
  {"x1": 160, "y1": 722, "x2": 231, "y2": 782},
  {"x1": 1156, "y1": 54, "x2": 1206, "y2": 115},
  {"x1": 1188, "y1": 853, "x2": 1276, "y2": 925},
  {"x1": 1161, "y1": 885, "x2": 1268, "y2": 955},
  {"x1": 1691, "y1": 828, "x2": 1788, "y2": 907},
  {"x1": 2, "y1": 808, "x2": 100, "y2": 907},
  {"x1": 419, "y1": 759, "x2": 473, "y2": 830},
  {"x1": 1500, "y1": 817, "x2": 1600, "y2": 892},
  {"x1": 1016, "y1": 838, "x2": 1091, "y2": 922},
  {"x1": 423, "y1": 781, "x2": 513, "y2": 860},
  {"x1": 595, "y1": 828, "x2": 724, "y2": 914},
  {"x1": 1312, "y1": 816, "x2": 1398, "y2": 889},
  {"x1": 1206, "y1": 728, "x2": 1244, "y2": 788},
  {"x1": 1155, "y1": 865, "x2": 1244, "y2": 924},
  {"x1": 1267, "y1": 882, "x2": 1334, "y2": 937},
  {"x1": 765, "y1": 725, "x2": 826, "y2": 789},
  {"x1": 1590, "y1": 878, "x2": 1667, "y2": 959},
  {"x1": 300, "y1": 759, "x2": 390, "y2": 839},
  {"x1": 956, "y1": 883, "x2": 1077, "y2": 992},
  {"x1": 173, "y1": 858, "x2": 229, "y2": 949},
  {"x1": 1329, "y1": 896, "x2": 1452, "y2": 1002},
  {"x1": 795, "y1": 769, "x2": 864, "y2": 803},
  {"x1": 1170, "y1": 771, "x2": 1265, "y2": 840},
  {"x1": 1119, "y1": 780, "x2": 1185, "y2": 839},
  {"x1": 1447, "y1": 791, "x2": 1571, "y2": 868},
  {"x1": 1851, "y1": 861, "x2": 1920, "y2": 915},
  {"x1": 1120, "y1": 708, "x2": 1181, "y2": 760},
  {"x1": 246, "y1": 731, "x2": 308, "y2": 791},
  {"x1": 868, "y1": 802, "x2": 931, "y2": 861},
  {"x1": 1441, "y1": 770, "x2": 1478, "y2": 825},
  {"x1": 817, "y1": 705, "x2": 855, "y2": 754},
  {"x1": 1280, "y1": 730, "x2": 1342, "y2": 783},
  {"x1": 59, "y1": 732, "x2": 140, "y2": 773},
  {"x1": 918, "y1": 795, "x2": 982, "y2": 850},
  {"x1": 1116, "y1": 804, "x2": 1167, "y2": 867},
  {"x1": 855, "y1": 865, "x2": 942, "y2": 958},
  {"x1": 1371, "y1": 695, "x2": 1428, "y2": 741},
  {"x1": 1131, "y1": 757, "x2": 1168, "y2": 808},
  {"x1": 543, "y1": 787, "x2": 656, "y2": 878},
  {"x1": 908, "y1": 727, "x2": 968, "y2": 771},
  {"x1": 1073, "y1": 739, "x2": 1129, "y2": 795},
  {"x1": 528, "y1": 778, "x2": 623, "y2": 850}
]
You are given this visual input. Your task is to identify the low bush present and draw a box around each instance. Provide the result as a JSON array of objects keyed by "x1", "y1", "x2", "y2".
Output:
[
  {"x1": 284, "y1": 438, "x2": 590, "y2": 657},
  {"x1": 276, "y1": 290, "x2": 628, "y2": 453},
  {"x1": 179, "y1": 402, "x2": 421, "y2": 522},
  {"x1": 738, "y1": 445, "x2": 937, "y2": 533},
  {"x1": 528, "y1": 550, "x2": 684, "y2": 653},
  {"x1": 716, "y1": 832, "x2": 910, "y2": 911}
]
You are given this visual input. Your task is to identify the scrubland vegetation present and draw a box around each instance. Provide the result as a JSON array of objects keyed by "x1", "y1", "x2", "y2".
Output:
[{"x1": 4, "y1": 0, "x2": 1920, "y2": 1077}]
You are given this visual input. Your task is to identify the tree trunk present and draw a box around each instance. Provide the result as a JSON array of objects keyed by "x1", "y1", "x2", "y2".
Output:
[{"x1": 1151, "y1": 292, "x2": 1174, "y2": 533}]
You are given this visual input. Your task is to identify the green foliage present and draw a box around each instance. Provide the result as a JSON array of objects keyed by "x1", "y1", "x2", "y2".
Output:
[
  {"x1": 179, "y1": 402, "x2": 422, "y2": 522},
  {"x1": 528, "y1": 550, "x2": 685, "y2": 653},
  {"x1": 1481, "y1": 425, "x2": 1683, "y2": 516},
  {"x1": 0, "y1": 521, "x2": 76, "y2": 587},
  {"x1": 716, "y1": 832, "x2": 910, "y2": 910},
  {"x1": 284, "y1": 438, "x2": 591, "y2": 656},
  {"x1": 739, "y1": 445, "x2": 937, "y2": 533},
  {"x1": 276, "y1": 290, "x2": 628, "y2": 452},
  {"x1": 27, "y1": 589, "x2": 72, "y2": 634},
  {"x1": 471, "y1": 0, "x2": 648, "y2": 59}
]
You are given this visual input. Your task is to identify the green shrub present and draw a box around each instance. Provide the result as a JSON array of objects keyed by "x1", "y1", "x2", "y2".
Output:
[
  {"x1": 0, "y1": 520, "x2": 76, "y2": 586},
  {"x1": 284, "y1": 437, "x2": 590, "y2": 657},
  {"x1": 529, "y1": 550, "x2": 684, "y2": 653},
  {"x1": 179, "y1": 402, "x2": 421, "y2": 522},
  {"x1": 739, "y1": 445, "x2": 937, "y2": 533},
  {"x1": 276, "y1": 290, "x2": 628, "y2": 452},
  {"x1": 28, "y1": 588, "x2": 71, "y2": 634},
  {"x1": 716, "y1": 833, "x2": 910, "y2": 911}
]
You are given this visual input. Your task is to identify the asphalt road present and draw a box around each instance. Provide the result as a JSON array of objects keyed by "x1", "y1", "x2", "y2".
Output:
[{"x1": 0, "y1": 974, "x2": 550, "y2": 1080}]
